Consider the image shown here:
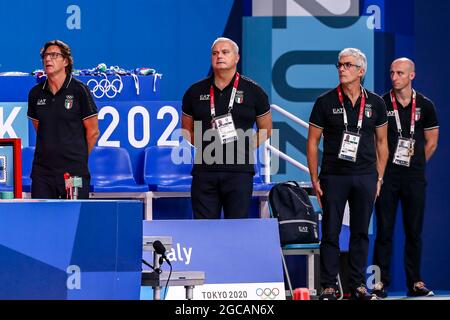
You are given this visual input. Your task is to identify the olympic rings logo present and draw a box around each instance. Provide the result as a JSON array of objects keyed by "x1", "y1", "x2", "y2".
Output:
[
  {"x1": 256, "y1": 288, "x2": 280, "y2": 300},
  {"x1": 87, "y1": 74, "x2": 123, "y2": 99}
]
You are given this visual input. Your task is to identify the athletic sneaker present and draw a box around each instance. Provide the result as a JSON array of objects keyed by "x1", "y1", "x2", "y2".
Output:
[
  {"x1": 372, "y1": 282, "x2": 388, "y2": 299},
  {"x1": 407, "y1": 281, "x2": 434, "y2": 297},
  {"x1": 351, "y1": 285, "x2": 377, "y2": 300},
  {"x1": 319, "y1": 287, "x2": 337, "y2": 300}
]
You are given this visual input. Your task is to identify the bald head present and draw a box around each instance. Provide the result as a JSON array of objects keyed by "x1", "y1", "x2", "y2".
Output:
[
  {"x1": 390, "y1": 57, "x2": 416, "y2": 92},
  {"x1": 391, "y1": 57, "x2": 415, "y2": 73}
]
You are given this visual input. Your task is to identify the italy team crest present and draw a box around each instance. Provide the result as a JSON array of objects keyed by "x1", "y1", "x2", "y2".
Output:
[
  {"x1": 364, "y1": 105, "x2": 372, "y2": 118},
  {"x1": 235, "y1": 91, "x2": 244, "y2": 104},
  {"x1": 415, "y1": 108, "x2": 421, "y2": 121},
  {"x1": 65, "y1": 95, "x2": 74, "y2": 110}
]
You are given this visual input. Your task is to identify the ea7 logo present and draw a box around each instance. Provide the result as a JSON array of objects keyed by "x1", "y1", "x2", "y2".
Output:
[
  {"x1": 387, "y1": 110, "x2": 395, "y2": 117},
  {"x1": 333, "y1": 108, "x2": 344, "y2": 114},
  {"x1": 199, "y1": 94, "x2": 210, "y2": 101},
  {"x1": 298, "y1": 226, "x2": 308, "y2": 233}
]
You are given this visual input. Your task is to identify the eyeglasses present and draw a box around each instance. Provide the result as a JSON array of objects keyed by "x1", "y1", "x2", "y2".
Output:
[
  {"x1": 335, "y1": 62, "x2": 361, "y2": 70},
  {"x1": 41, "y1": 52, "x2": 64, "y2": 60}
]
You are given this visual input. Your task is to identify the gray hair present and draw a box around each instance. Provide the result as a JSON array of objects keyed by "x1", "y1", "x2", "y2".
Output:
[
  {"x1": 211, "y1": 37, "x2": 239, "y2": 54},
  {"x1": 338, "y1": 48, "x2": 367, "y2": 76}
]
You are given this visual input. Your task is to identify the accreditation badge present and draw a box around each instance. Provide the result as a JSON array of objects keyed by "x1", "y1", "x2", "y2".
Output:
[
  {"x1": 214, "y1": 113, "x2": 238, "y2": 144},
  {"x1": 393, "y1": 137, "x2": 415, "y2": 167},
  {"x1": 338, "y1": 131, "x2": 361, "y2": 162}
]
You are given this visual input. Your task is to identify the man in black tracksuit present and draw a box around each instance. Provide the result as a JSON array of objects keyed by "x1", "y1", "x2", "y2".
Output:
[
  {"x1": 372, "y1": 58, "x2": 439, "y2": 298},
  {"x1": 181, "y1": 37, "x2": 272, "y2": 219},
  {"x1": 307, "y1": 48, "x2": 388, "y2": 300}
]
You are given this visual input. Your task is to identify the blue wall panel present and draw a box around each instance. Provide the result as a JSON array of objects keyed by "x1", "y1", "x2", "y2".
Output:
[
  {"x1": 0, "y1": 0, "x2": 236, "y2": 101},
  {"x1": 0, "y1": 200, "x2": 142, "y2": 299}
]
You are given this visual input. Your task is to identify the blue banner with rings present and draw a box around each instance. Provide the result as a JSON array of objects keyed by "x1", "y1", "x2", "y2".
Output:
[
  {"x1": 78, "y1": 75, "x2": 161, "y2": 102},
  {"x1": 0, "y1": 75, "x2": 171, "y2": 184}
]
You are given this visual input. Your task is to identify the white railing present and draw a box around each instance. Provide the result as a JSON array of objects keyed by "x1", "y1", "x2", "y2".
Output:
[
  {"x1": 263, "y1": 104, "x2": 310, "y2": 183},
  {"x1": 270, "y1": 104, "x2": 309, "y2": 129}
]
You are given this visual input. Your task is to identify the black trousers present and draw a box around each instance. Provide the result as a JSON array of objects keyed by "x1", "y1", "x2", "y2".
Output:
[
  {"x1": 191, "y1": 171, "x2": 253, "y2": 219},
  {"x1": 373, "y1": 177, "x2": 427, "y2": 289},
  {"x1": 31, "y1": 174, "x2": 90, "y2": 199},
  {"x1": 320, "y1": 173, "x2": 377, "y2": 291}
]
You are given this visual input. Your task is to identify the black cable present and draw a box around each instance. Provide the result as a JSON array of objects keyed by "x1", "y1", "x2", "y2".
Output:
[
  {"x1": 141, "y1": 258, "x2": 152, "y2": 269},
  {"x1": 163, "y1": 262, "x2": 173, "y2": 300},
  {"x1": 143, "y1": 257, "x2": 171, "y2": 299},
  {"x1": 141, "y1": 259, "x2": 161, "y2": 274}
]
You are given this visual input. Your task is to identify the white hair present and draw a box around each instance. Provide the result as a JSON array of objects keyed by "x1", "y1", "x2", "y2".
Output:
[
  {"x1": 211, "y1": 37, "x2": 239, "y2": 54},
  {"x1": 338, "y1": 48, "x2": 367, "y2": 76}
]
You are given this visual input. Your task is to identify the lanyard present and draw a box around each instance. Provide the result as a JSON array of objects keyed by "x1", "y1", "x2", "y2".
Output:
[
  {"x1": 337, "y1": 85, "x2": 366, "y2": 133},
  {"x1": 209, "y1": 72, "x2": 240, "y2": 119},
  {"x1": 390, "y1": 89, "x2": 416, "y2": 138}
]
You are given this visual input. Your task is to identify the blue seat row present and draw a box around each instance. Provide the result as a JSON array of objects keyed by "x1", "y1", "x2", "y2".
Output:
[
  {"x1": 19, "y1": 145, "x2": 273, "y2": 195},
  {"x1": 143, "y1": 146, "x2": 193, "y2": 192},
  {"x1": 88, "y1": 147, "x2": 148, "y2": 192}
]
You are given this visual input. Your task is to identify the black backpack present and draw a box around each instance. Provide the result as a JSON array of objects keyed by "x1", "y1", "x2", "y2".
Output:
[{"x1": 269, "y1": 181, "x2": 319, "y2": 245}]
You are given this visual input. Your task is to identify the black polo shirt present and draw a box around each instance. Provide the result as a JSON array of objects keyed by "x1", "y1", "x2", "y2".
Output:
[
  {"x1": 27, "y1": 75, "x2": 98, "y2": 177},
  {"x1": 383, "y1": 91, "x2": 439, "y2": 179},
  {"x1": 182, "y1": 74, "x2": 270, "y2": 174},
  {"x1": 309, "y1": 86, "x2": 388, "y2": 175}
]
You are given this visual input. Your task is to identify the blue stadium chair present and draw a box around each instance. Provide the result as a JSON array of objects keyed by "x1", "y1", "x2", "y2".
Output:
[
  {"x1": 88, "y1": 146, "x2": 150, "y2": 218},
  {"x1": 142, "y1": 145, "x2": 277, "y2": 219},
  {"x1": 251, "y1": 162, "x2": 274, "y2": 218},
  {"x1": 89, "y1": 146, "x2": 148, "y2": 193},
  {"x1": 21, "y1": 146, "x2": 34, "y2": 193},
  {"x1": 142, "y1": 145, "x2": 193, "y2": 220},
  {"x1": 245, "y1": 150, "x2": 278, "y2": 218},
  {"x1": 143, "y1": 145, "x2": 193, "y2": 192},
  {"x1": 252, "y1": 162, "x2": 274, "y2": 191}
]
